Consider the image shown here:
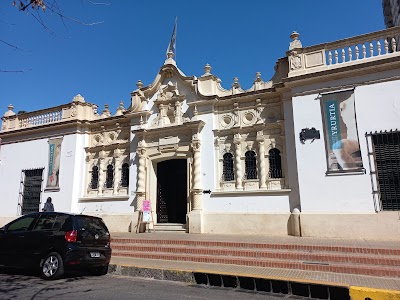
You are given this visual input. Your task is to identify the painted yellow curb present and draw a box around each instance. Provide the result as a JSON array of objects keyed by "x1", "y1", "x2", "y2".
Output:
[{"x1": 350, "y1": 286, "x2": 400, "y2": 300}]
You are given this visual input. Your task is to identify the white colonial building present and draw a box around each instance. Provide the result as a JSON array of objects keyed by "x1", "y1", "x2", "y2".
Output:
[{"x1": 1, "y1": 27, "x2": 400, "y2": 239}]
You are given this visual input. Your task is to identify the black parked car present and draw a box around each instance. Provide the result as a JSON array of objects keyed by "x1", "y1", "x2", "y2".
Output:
[{"x1": 0, "y1": 212, "x2": 112, "y2": 280}]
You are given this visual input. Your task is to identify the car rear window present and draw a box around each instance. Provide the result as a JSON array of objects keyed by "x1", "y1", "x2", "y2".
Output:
[{"x1": 74, "y1": 216, "x2": 109, "y2": 234}]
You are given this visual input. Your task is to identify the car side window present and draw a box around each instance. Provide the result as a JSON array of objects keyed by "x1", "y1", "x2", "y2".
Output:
[
  {"x1": 7, "y1": 215, "x2": 36, "y2": 232},
  {"x1": 33, "y1": 214, "x2": 57, "y2": 231}
]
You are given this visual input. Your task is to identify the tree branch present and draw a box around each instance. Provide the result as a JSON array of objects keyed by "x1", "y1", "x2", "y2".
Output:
[
  {"x1": 0, "y1": 39, "x2": 30, "y2": 52},
  {"x1": 0, "y1": 68, "x2": 32, "y2": 72}
]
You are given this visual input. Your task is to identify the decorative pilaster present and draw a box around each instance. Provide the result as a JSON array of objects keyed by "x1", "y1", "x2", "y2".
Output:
[
  {"x1": 280, "y1": 136, "x2": 288, "y2": 188},
  {"x1": 85, "y1": 152, "x2": 95, "y2": 193},
  {"x1": 233, "y1": 134, "x2": 243, "y2": 190},
  {"x1": 98, "y1": 150, "x2": 108, "y2": 196},
  {"x1": 175, "y1": 100, "x2": 183, "y2": 125},
  {"x1": 214, "y1": 139, "x2": 221, "y2": 191},
  {"x1": 113, "y1": 149, "x2": 122, "y2": 195},
  {"x1": 257, "y1": 134, "x2": 267, "y2": 189},
  {"x1": 191, "y1": 139, "x2": 203, "y2": 210},
  {"x1": 136, "y1": 148, "x2": 146, "y2": 211}
]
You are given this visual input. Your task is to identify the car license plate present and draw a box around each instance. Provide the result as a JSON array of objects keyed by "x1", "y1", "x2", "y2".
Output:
[{"x1": 90, "y1": 252, "x2": 100, "y2": 258}]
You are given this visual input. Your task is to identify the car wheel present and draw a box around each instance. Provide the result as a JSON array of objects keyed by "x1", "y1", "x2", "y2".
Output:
[
  {"x1": 41, "y1": 252, "x2": 64, "y2": 280},
  {"x1": 89, "y1": 264, "x2": 108, "y2": 276}
]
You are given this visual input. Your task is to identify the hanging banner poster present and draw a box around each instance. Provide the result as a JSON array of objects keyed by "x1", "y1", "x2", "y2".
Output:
[
  {"x1": 46, "y1": 138, "x2": 62, "y2": 190},
  {"x1": 142, "y1": 200, "x2": 151, "y2": 222},
  {"x1": 321, "y1": 90, "x2": 363, "y2": 172}
]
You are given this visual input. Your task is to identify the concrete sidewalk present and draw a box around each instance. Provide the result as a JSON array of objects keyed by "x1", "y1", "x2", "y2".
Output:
[{"x1": 109, "y1": 232, "x2": 400, "y2": 299}]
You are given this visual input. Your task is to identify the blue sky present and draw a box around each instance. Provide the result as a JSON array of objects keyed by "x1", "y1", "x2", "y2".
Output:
[{"x1": 1, "y1": 1, "x2": 385, "y2": 114}]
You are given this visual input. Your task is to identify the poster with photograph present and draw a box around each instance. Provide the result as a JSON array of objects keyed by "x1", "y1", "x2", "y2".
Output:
[
  {"x1": 321, "y1": 90, "x2": 363, "y2": 172},
  {"x1": 46, "y1": 138, "x2": 62, "y2": 190}
]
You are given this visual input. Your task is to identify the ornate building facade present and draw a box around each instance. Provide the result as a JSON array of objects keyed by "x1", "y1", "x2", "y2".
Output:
[{"x1": 1, "y1": 27, "x2": 400, "y2": 239}]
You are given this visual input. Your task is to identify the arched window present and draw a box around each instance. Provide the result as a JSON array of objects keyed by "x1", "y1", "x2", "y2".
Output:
[
  {"x1": 269, "y1": 148, "x2": 282, "y2": 178},
  {"x1": 222, "y1": 153, "x2": 234, "y2": 181},
  {"x1": 121, "y1": 163, "x2": 129, "y2": 187},
  {"x1": 245, "y1": 151, "x2": 257, "y2": 179},
  {"x1": 90, "y1": 166, "x2": 99, "y2": 189},
  {"x1": 106, "y1": 164, "x2": 114, "y2": 188}
]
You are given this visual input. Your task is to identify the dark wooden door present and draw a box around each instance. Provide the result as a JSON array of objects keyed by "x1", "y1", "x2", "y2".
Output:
[
  {"x1": 157, "y1": 180, "x2": 169, "y2": 223},
  {"x1": 156, "y1": 159, "x2": 187, "y2": 223}
]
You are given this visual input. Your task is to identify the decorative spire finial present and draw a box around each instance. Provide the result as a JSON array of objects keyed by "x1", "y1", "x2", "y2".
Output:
[
  {"x1": 232, "y1": 77, "x2": 240, "y2": 88},
  {"x1": 255, "y1": 72, "x2": 263, "y2": 82},
  {"x1": 167, "y1": 51, "x2": 174, "y2": 59},
  {"x1": 3, "y1": 104, "x2": 16, "y2": 117},
  {"x1": 136, "y1": 80, "x2": 143, "y2": 89},
  {"x1": 289, "y1": 31, "x2": 302, "y2": 50},
  {"x1": 202, "y1": 63, "x2": 212, "y2": 77}
]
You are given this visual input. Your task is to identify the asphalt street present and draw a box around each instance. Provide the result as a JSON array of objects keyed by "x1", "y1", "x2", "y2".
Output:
[{"x1": 0, "y1": 268, "x2": 305, "y2": 300}]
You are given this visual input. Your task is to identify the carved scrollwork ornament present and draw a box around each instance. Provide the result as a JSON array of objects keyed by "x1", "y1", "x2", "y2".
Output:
[
  {"x1": 70, "y1": 103, "x2": 77, "y2": 117},
  {"x1": 136, "y1": 148, "x2": 146, "y2": 157},
  {"x1": 191, "y1": 140, "x2": 201, "y2": 152},
  {"x1": 290, "y1": 50, "x2": 302, "y2": 71}
]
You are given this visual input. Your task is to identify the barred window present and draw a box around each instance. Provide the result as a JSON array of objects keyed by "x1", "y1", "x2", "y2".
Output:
[
  {"x1": 106, "y1": 164, "x2": 114, "y2": 188},
  {"x1": 121, "y1": 163, "x2": 129, "y2": 187},
  {"x1": 245, "y1": 151, "x2": 257, "y2": 179},
  {"x1": 90, "y1": 166, "x2": 99, "y2": 189},
  {"x1": 222, "y1": 153, "x2": 234, "y2": 181},
  {"x1": 269, "y1": 148, "x2": 282, "y2": 178}
]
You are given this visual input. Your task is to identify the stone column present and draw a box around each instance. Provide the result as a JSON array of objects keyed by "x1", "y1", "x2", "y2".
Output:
[
  {"x1": 191, "y1": 140, "x2": 203, "y2": 210},
  {"x1": 85, "y1": 152, "x2": 94, "y2": 194},
  {"x1": 113, "y1": 149, "x2": 122, "y2": 195},
  {"x1": 233, "y1": 134, "x2": 243, "y2": 190},
  {"x1": 214, "y1": 140, "x2": 221, "y2": 191},
  {"x1": 98, "y1": 150, "x2": 107, "y2": 196},
  {"x1": 257, "y1": 135, "x2": 267, "y2": 189},
  {"x1": 280, "y1": 136, "x2": 288, "y2": 188},
  {"x1": 136, "y1": 148, "x2": 146, "y2": 211}
]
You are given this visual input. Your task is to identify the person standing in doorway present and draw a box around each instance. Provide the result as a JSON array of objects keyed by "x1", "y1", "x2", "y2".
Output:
[{"x1": 43, "y1": 197, "x2": 55, "y2": 212}]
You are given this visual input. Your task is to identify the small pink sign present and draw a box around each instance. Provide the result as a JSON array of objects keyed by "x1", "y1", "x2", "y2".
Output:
[{"x1": 143, "y1": 200, "x2": 151, "y2": 212}]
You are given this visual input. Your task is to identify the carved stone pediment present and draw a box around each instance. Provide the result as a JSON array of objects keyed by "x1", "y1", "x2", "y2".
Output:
[
  {"x1": 90, "y1": 127, "x2": 129, "y2": 148},
  {"x1": 156, "y1": 81, "x2": 185, "y2": 104}
]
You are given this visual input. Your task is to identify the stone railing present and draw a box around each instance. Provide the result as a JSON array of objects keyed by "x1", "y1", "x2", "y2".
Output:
[
  {"x1": 288, "y1": 27, "x2": 400, "y2": 76},
  {"x1": 18, "y1": 107, "x2": 65, "y2": 129},
  {"x1": 0, "y1": 94, "x2": 121, "y2": 132}
]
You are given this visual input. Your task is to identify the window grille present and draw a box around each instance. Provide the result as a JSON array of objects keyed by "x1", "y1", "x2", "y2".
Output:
[
  {"x1": 121, "y1": 163, "x2": 129, "y2": 187},
  {"x1": 222, "y1": 153, "x2": 234, "y2": 181},
  {"x1": 269, "y1": 148, "x2": 283, "y2": 178},
  {"x1": 20, "y1": 168, "x2": 44, "y2": 215},
  {"x1": 106, "y1": 164, "x2": 114, "y2": 188},
  {"x1": 90, "y1": 166, "x2": 99, "y2": 189},
  {"x1": 245, "y1": 151, "x2": 258, "y2": 179},
  {"x1": 367, "y1": 130, "x2": 400, "y2": 211}
]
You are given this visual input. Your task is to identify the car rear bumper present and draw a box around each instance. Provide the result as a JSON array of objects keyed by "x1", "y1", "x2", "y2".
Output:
[{"x1": 64, "y1": 246, "x2": 112, "y2": 268}]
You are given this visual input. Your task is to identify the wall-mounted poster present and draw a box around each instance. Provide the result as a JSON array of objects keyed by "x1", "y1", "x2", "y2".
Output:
[
  {"x1": 46, "y1": 138, "x2": 62, "y2": 190},
  {"x1": 321, "y1": 90, "x2": 363, "y2": 173}
]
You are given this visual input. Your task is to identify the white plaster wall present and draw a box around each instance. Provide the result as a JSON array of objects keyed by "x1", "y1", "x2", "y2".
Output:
[
  {"x1": 76, "y1": 200, "x2": 135, "y2": 215},
  {"x1": 292, "y1": 76, "x2": 400, "y2": 213},
  {"x1": 196, "y1": 112, "x2": 215, "y2": 203},
  {"x1": 0, "y1": 133, "x2": 80, "y2": 217},
  {"x1": 205, "y1": 195, "x2": 290, "y2": 212}
]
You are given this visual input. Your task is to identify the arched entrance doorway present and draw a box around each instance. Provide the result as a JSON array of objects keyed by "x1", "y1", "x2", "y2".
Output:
[{"x1": 156, "y1": 159, "x2": 187, "y2": 224}]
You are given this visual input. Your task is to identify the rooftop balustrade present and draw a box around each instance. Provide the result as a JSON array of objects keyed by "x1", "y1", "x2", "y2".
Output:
[
  {"x1": 287, "y1": 26, "x2": 400, "y2": 76},
  {"x1": 1, "y1": 95, "x2": 125, "y2": 133}
]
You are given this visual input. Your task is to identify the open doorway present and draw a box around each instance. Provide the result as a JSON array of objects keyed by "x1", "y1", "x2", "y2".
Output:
[{"x1": 156, "y1": 159, "x2": 187, "y2": 223}]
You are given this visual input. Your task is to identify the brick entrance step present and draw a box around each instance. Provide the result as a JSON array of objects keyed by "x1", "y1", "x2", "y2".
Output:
[{"x1": 110, "y1": 236, "x2": 400, "y2": 278}]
